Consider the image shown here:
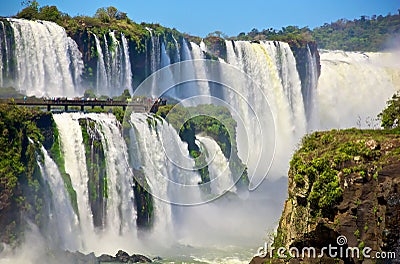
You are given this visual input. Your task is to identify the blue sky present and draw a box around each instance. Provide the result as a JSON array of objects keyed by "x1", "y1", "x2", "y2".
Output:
[{"x1": 1, "y1": 0, "x2": 399, "y2": 37}]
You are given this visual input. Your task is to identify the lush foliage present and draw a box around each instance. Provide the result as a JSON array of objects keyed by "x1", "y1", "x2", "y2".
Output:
[
  {"x1": 157, "y1": 104, "x2": 249, "y2": 189},
  {"x1": 290, "y1": 127, "x2": 400, "y2": 219},
  {"x1": 0, "y1": 104, "x2": 43, "y2": 200},
  {"x1": 232, "y1": 13, "x2": 400, "y2": 51},
  {"x1": 312, "y1": 13, "x2": 400, "y2": 51},
  {"x1": 378, "y1": 92, "x2": 400, "y2": 129}
]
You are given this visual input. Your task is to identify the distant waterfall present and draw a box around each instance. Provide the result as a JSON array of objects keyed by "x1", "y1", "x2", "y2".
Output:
[
  {"x1": 146, "y1": 28, "x2": 161, "y2": 73},
  {"x1": 93, "y1": 34, "x2": 108, "y2": 95},
  {"x1": 0, "y1": 21, "x2": 3, "y2": 87},
  {"x1": 224, "y1": 40, "x2": 306, "y2": 179},
  {"x1": 172, "y1": 35, "x2": 180, "y2": 62},
  {"x1": 38, "y1": 146, "x2": 80, "y2": 251},
  {"x1": 190, "y1": 42, "x2": 211, "y2": 102},
  {"x1": 317, "y1": 50, "x2": 399, "y2": 129},
  {"x1": 303, "y1": 45, "x2": 319, "y2": 128},
  {"x1": 5, "y1": 19, "x2": 83, "y2": 96},
  {"x1": 92, "y1": 32, "x2": 133, "y2": 96}
]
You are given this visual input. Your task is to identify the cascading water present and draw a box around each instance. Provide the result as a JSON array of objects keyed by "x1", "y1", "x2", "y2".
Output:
[
  {"x1": 223, "y1": 40, "x2": 307, "y2": 179},
  {"x1": 303, "y1": 45, "x2": 319, "y2": 128},
  {"x1": 37, "y1": 146, "x2": 81, "y2": 251},
  {"x1": 196, "y1": 136, "x2": 236, "y2": 195},
  {"x1": 172, "y1": 35, "x2": 180, "y2": 62},
  {"x1": 121, "y1": 33, "x2": 133, "y2": 93},
  {"x1": 146, "y1": 28, "x2": 161, "y2": 73},
  {"x1": 317, "y1": 50, "x2": 400, "y2": 129},
  {"x1": 96, "y1": 31, "x2": 133, "y2": 96},
  {"x1": 128, "y1": 113, "x2": 202, "y2": 241},
  {"x1": 94, "y1": 34, "x2": 108, "y2": 96},
  {"x1": 6, "y1": 19, "x2": 83, "y2": 97},
  {"x1": 52, "y1": 112, "x2": 139, "y2": 253},
  {"x1": 84, "y1": 113, "x2": 136, "y2": 236},
  {"x1": 0, "y1": 21, "x2": 3, "y2": 87},
  {"x1": 189, "y1": 42, "x2": 212, "y2": 102},
  {"x1": 53, "y1": 113, "x2": 94, "y2": 249}
]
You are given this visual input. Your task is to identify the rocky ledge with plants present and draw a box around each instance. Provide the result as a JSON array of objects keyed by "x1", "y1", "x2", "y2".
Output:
[{"x1": 251, "y1": 93, "x2": 400, "y2": 264}]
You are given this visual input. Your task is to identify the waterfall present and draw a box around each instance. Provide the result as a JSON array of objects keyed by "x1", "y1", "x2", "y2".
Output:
[
  {"x1": 0, "y1": 21, "x2": 3, "y2": 87},
  {"x1": 53, "y1": 113, "x2": 94, "y2": 248},
  {"x1": 121, "y1": 33, "x2": 133, "y2": 94},
  {"x1": 96, "y1": 31, "x2": 133, "y2": 96},
  {"x1": 172, "y1": 35, "x2": 180, "y2": 62},
  {"x1": 304, "y1": 45, "x2": 319, "y2": 128},
  {"x1": 146, "y1": 28, "x2": 161, "y2": 73},
  {"x1": 38, "y1": 146, "x2": 81, "y2": 251},
  {"x1": 128, "y1": 113, "x2": 202, "y2": 241},
  {"x1": 181, "y1": 38, "x2": 192, "y2": 61},
  {"x1": 190, "y1": 42, "x2": 211, "y2": 101},
  {"x1": 94, "y1": 34, "x2": 108, "y2": 96},
  {"x1": 7, "y1": 18, "x2": 83, "y2": 97},
  {"x1": 196, "y1": 136, "x2": 236, "y2": 195},
  {"x1": 51, "y1": 112, "x2": 139, "y2": 253},
  {"x1": 84, "y1": 113, "x2": 136, "y2": 236},
  {"x1": 316, "y1": 50, "x2": 399, "y2": 129},
  {"x1": 223, "y1": 40, "x2": 306, "y2": 180}
]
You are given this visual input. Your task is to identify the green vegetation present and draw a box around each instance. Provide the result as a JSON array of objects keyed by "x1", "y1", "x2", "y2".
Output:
[
  {"x1": 0, "y1": 104, "x2": 47, "y2": 243},
  {"x1": 290, "y1": 127, "x2": 400, "y2": 219},
  {"x1": 79, "y1": 118, "x2": 108, "y2": 227},
  {"x1": 312, "y1": 13, "x2": 400, "y2": 51},
  {"x1": 0, "y1": 104, "x2": 43, "y2": 201},
  {"x1": 235, "y1": 25, "x2": 314, "y2": 48},
  {"x1": 0, "y1": 87, "x2": 24, "y2": 99},
  {"x1": 49, "y1": 121, "x2": 79, "y2": 215},
  {"x1": 157, "y1": 104, "x2": 249, "y2": 189},
  {"x1": 233, "y1": 13, "x2": 400, "y2": 51},
  {"x1": 378, "y1": 91, "x2": 400, "y2": 129},
  {"x1": 15, "y1": 1, "x2": 183, "y2": 52}
]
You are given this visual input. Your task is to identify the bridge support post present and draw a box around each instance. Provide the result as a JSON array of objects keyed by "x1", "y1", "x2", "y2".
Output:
[
  {"x1": 101, "y1": 105, "x2": 104, "y2": 109},
  {"x1": 65, "y1": 105, "x2": 68, "y2": 111},
  {"x1": 123, "y1": 105, "x2": 126, "y2": 111},
  {"x1": 81, "y1": 105, "x2": 84, "y2": 112},
  {"x1": 47, "y1": 105, "x2": 51, "y2": 111}
]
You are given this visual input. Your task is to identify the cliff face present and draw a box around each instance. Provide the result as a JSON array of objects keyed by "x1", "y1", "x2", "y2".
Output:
[
  {"x1": 253, "y1": 129, "x2": 400, "y2": 263},
  {"x1": 0, "y1": 105, "x2": 54, "y2": 246}
]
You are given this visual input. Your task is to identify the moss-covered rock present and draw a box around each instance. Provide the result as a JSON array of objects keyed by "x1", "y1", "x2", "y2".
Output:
[{"x1": 256, "y1": 128, "x2": 400, "y2": 263}]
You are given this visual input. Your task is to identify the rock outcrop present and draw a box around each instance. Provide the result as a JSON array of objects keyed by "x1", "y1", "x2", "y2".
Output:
[{"x1": 252, "y1": 130, "x2": 400, "y2": 263}]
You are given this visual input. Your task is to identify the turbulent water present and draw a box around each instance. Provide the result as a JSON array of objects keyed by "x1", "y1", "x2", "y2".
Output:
[
  {"x1": 38, "y1": 146, "x2": 81, "y2": 251},
  {"x1": 317, "y1": 50, "x2": 400, "y2": 129}
]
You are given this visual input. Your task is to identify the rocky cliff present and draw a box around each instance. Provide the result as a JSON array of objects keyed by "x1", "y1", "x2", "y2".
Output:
[{"x1": 252, "y1": 129, "x2": 400, "y2": 263}]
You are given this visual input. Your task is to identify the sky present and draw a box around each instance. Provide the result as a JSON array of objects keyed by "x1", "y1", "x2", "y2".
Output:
[{"x1": 0, "y1": 0, "x2": 399, "y2": 37}]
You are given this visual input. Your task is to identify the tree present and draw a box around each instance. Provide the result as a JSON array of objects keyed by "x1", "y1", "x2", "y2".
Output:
[
  {"x1": 106, "y1": 6, "x2": 118, "y2": 19},
  {"x1": 94, "y1": 7, "x2": 110, "y2": 23},
  {"x1": 378, "y1": 92, "x2": 400, "y2": 129},
  {"x1": 37, "y1": 5, "x2": 61, "y2": 22},
  {"x1": 122, "y1": 89, "x2": 131, "y2": 99},
  {"x1": 17, "y1": 0, "x2": 39, "y2": 19},
  {"x1": 84, "y1": 89, "x2": 96, "y2": 98}
]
